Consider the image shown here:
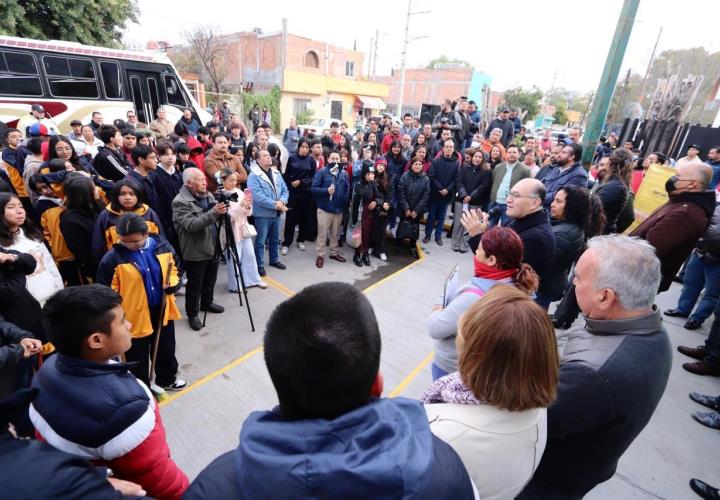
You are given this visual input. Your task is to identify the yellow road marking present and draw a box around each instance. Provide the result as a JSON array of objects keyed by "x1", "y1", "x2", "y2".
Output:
[
  {"x1": 388, "y1": 352, "x2": 434, "y2": 398},
  {"x1": 160, "y1": 346, "x2": 264, "y2": 406},
  {"x1": 263, "y1": 276, "x2": 296, "y2": 297}
]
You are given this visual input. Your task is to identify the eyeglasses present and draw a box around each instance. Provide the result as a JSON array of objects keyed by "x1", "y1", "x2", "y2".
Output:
[{"x1": 507, "y1": 191, "x2": 539, "y2": 200}]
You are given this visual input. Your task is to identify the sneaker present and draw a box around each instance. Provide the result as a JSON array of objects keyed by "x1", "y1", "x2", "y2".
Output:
[
  {"x1": 180, "y1": 275, "x2": 188, "y2": 287},
  {"x1": 281, "y1": 246, "x2": 289, "y2": 255},
  {"x1": 689, "y1": 392, "x2": 720, "y2": 411},
  {"x1": 162, "y1": 379, "x2": 188, "y2": 391},
  {"x1": 297, "y1": 242, "x2": 306, "y2": 251},
  {"x1": 379, "y1": 253, "x2": 387, "y2": 261},
  {"x1": 692, "y1": 410, "x2": 720, "y2": 430}
]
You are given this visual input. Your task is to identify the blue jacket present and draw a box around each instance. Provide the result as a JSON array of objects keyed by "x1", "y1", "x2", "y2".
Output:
[
  {"x1": 542, "y1": 162, "x2": 588, "y2": 207},
  {"x1": 184, "y1": 397, "x2": 474, "y2": 500},
  {"x1": 247, "y1": 165, "x2": 289, "y2": 218},
  {"x1": 707, "y1": 159, "x2": 720, "y2": 190},
  {"x1": 312, "y1": 164, "x2": 349, "y2": 214}
]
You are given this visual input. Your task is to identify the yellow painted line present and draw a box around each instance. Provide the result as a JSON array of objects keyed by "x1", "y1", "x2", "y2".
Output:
[
  {"x1": 362, "y1": 242, "x2": 425, "y2": 294},
  {"x1": 160, "y1": 346, "x2": 264, "y2": 406},
  {"x1": 263, "y1": 276, "x2": 296, "y2": 297},
  {"x1": 388, "y1": 352, "x2": 434, "y2": 398}
]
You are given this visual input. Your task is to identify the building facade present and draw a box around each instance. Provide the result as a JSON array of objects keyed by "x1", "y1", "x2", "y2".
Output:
[{"x1": 209, "y1": 28, "x2": 389, "y2": 129}]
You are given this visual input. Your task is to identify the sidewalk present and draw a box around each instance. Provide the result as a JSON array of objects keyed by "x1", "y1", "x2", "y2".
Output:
[{"x1": 163, "y1": 233, "x2": 719, "y2": 498}]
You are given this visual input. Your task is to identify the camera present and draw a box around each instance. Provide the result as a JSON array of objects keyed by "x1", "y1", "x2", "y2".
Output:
[{"x1": 215, "y1": 190, "x2": 239, "y2": 204}]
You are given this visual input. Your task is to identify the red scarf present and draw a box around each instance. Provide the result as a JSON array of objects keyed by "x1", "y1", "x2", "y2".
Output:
[{"x1": 474, "y1": 258, "x2": 517, "y2": 281}]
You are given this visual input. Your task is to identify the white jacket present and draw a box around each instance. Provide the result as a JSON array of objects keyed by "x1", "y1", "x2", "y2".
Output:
[{"x1": 425, "y1": 403, "x2": 547, "y2": 500}]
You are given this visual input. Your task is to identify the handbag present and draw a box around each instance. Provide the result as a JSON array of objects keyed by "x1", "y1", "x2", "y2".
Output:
[
  {"x1": 240, "y1": 222, "x2": 257, "y2": 239},
  {"x1": 396, "y1": 219, "x2": 419, "y2": 241},
  {"x1": 346, "y1": 225, "x2": 362, "y2": 248}
]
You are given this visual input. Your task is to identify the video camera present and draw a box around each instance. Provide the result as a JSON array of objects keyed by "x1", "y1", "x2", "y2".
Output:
[{"x1": 215, "y1": 190, "x2": 239, "y2": 204}]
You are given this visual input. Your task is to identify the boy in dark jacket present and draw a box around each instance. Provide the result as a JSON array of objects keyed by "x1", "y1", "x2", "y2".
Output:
[
  {"x1": 184, "y1": 282, "x2": 476, "y2": 500},
  {"x1": 425, "y1": 139, "x2": 459, "y2": 245},
  {"x1": 30, "y1": 285, "x2": 189, "y2": 499}
]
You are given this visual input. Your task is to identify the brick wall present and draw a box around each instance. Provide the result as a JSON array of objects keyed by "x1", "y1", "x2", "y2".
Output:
[{"x1": 380, "y1": 67, "x2": 473, "y2": 108}]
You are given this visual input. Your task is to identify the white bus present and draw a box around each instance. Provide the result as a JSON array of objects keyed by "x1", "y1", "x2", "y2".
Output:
[{"x1": 0, "y1": 35, "x2": 211, "y2": 134}]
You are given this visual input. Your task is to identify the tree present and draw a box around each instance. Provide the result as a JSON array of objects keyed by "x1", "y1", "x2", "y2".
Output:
[
  {"x1": 0, "y1": 0, "x2": 138, "y2": 47},
  {"x1": 553, "y1": 103, "x2": 568, "y2": 125},
  {"x1": 183, "y1": 25, "x2": 227, "y2": 96},
  {"x1": 503, "y1": 86, "x2": 544, "y2": 120},
  {"x1": 426, "y1": 55, "x2": 472, "y2": 68}
]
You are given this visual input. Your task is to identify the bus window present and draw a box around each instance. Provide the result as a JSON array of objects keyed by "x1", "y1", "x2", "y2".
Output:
[
  {"x1": 100, "y1": 61, "x2": 123, "y2": 99},
  {"x1": 0, "y1": 50, "x2": 43, "y2": 96},
  {"x1": 164, "y1": 74, "x2": 188, "y2": 107},
  {"x1": 43, "y1": 55, "x2": 98, "y2": 99},
  {"x1": 147, "y1": 77, "x2": 160, "y2": 116},
  {"x1": 130, "y1": 76, "x2": 146, "y2": 123}
]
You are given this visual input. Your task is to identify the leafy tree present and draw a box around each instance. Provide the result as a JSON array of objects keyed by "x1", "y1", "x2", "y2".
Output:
[
  {"x1": 242, "y1": 86, "x2": 282, "y2": 133},
  {"x1": 426, "y1": 55, "x2": 472, "y2": 68},
  {"x1": 503, "y1": 86, "x2": 543, "y2": 120},
  {"x1": 553, "y1": 103, "x2": 568, "y2": 125},
  {"x1": 0, "y1": 0, "x2": 138, "y2": 47}
]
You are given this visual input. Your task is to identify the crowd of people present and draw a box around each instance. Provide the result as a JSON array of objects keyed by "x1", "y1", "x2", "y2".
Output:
[{"x1": 1, "y1": 96, "x2": 720, "y2": 499}]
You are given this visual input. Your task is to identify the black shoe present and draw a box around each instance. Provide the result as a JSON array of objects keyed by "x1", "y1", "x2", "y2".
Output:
[
  {"x1": 690, "y1": 478, "x2": 720, "y2": 499},
  {"x1": 258, "y1": 267, "x2": 267, "y2": 276},
  {"x1": 353, "y1": 252, "x2": 363, "y2": 267},
  {"x1": 410, "y1": 248, "x2": 419, "y2": 259},
  {"x1": 188, "y1": 316, "x2": 202, "y2": 331},
  {"x1": 362, "y1": 252, "x2": 371, "y2": 266},
  {"x1": 672, "y1": 274, "x2": 684, "y2": 284},
  {"x1": 689, "y1": 392, "x2": 720, "y2": 411},
  {"x1": 664, "y1": 308, "x2": 689, "y2": 318},
  {"x1": 422, "y1": 236, "x2": 431, "y2": 244},
  {"x1": 269, "y1": 261, "x2": 287, "y2": 270},
  {"x1": 435, "y1": 237, "x2": 443, "y2": 246},
  {"x1": 201, "y1": 303, "x2": 225, "y2": 313},
  {"x1": 685, "y1": 319, "x2": 703, "y2": 330}
]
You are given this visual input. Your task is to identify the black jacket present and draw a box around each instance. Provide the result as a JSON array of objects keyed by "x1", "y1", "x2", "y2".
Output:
[
  {"x1": 92, "y1": 146, "x2": 132, "y2": 182},
  {"x1": 0, "y1": 314, "x2": 35, "y2": 399},
  {"x1": 397, "y1": 170, "x2": 430, "y2": 214},
  {"x1": 484, "y1": 117, "x2": 514, "y2": 146},
  {"x1": 428, "y1": 156, "x2": 459, "y2": 201},
  {"x1": 456, "y1": 164, "x2": 491, "y2": 206},
  {"x1": 539, "y1": 220, "x2": 584, "y2": 300},
  {"x1": 351, "y1": 181, "x2": 380, "y2": 225},
  {"x1": 0, "y1": 248, "x2": 44, "y2": 342},
  {"x1": 509, "y1": 209, "x2": 556, "y2": 277},
  {"x1": 59, "y1": 210, "x2": 98, "y2": 281},
  {"x1": 696, "y1": 204, "x2": 720, "y2": 262},
  {"x1": 127, "y1": 170, "x2": 161, "y2": 214},
  {"x1": 594, "y1": 176, "x2": 628, "y2": 234},
  {"x1": 283, "y1": 153, "x2": 315, "y2": 199},
  {"x1": 149, "y1": 166, "x2": 183, "y2": 247},
  {"x1": 524, "y1": 311, "x2": 671, "y2": 497}
]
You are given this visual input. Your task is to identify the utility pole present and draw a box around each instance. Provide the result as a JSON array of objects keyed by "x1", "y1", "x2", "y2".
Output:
[
  {"x1": 372, "y1": 29, "x2": 379, "y2": 80},
  {"x1": 610, "y1": 68, "x2": 632, "y2": 123},
  {"x1": 581, "y1": 0, "x2": 640, "y2": 164},
  {"x1": 638, "y1": 26, "x2": 662, "y2": 107},
  {"x1": 396, "y1": 0, "x2": 430, "y2": 118},
  {"x1": 367, "y1": 36, "x2": 374, "y2": 79}
]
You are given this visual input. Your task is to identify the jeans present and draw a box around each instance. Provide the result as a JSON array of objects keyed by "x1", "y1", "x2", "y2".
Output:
[
  {"x1": 431, "y1": 362, "x2": 449, "y2": 381},
  {"x1": 704, "y1": 300, "x2": 720, "y2": 368},
  {"x1": 184, "y1": 259, "x2": 219, "y2": 318},
  {"x1": 425, "y1": 199, "x2": 450, "y2": 239},
  {"x1": 676, "y1": 252, "x2": 720, "y2": 323},
  {"x1": 225, "y1": 238, "x2": 263, "y2": 290},
  {"x1": 254, "y1": 216, "x2": 281, "y2": 268}
]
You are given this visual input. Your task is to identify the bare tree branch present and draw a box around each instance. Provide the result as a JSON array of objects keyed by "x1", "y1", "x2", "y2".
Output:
[{"x1": 183, "y1": 24, "x2": 227, "y2": 95}]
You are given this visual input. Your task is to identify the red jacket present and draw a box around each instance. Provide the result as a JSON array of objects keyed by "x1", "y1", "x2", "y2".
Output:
[{"x1": 381, "y1": 133, "x2": 401, "y2": 155}]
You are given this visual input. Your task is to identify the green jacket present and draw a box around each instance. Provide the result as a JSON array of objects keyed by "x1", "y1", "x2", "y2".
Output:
[
  {"x1": 490, "y1": 161, "x2": 531, "y2": 203},
  {"x1": 172, "y1": 186, "x2": 222, "y2": 262}
]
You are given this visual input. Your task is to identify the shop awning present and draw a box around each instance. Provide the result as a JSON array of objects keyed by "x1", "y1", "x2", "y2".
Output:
[{"x1": 356, "y1": 95, "x2": 387, "y2": 110}]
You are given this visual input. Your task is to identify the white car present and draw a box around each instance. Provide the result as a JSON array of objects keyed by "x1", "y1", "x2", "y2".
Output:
[{"x1": 297, "y1": 117, "x2": 336, "y2": 137}]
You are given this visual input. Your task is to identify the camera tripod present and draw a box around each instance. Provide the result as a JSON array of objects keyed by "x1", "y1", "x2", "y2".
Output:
[{"x1": 206, "y1": 210, "x2": 256, "y2": 332}]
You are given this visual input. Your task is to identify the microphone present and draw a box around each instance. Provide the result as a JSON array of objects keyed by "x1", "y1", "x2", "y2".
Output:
[{"x1": 487, "y1": 206, "x2": 502, "y2": 219}]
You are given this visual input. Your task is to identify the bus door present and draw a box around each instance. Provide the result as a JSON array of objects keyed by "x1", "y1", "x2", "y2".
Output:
[{"x1": 127, "y1": 71, "x2": 161, "y2": 125}]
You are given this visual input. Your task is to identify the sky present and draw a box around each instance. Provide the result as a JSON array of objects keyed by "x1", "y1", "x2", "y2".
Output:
[{"x1": 124, "y1": 0, "x2": 720, "y2": 94}]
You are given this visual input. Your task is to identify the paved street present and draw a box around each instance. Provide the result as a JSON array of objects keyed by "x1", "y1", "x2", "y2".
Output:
[{"x1": 162, "y1": 229, "x2": 720, "y2": 499}]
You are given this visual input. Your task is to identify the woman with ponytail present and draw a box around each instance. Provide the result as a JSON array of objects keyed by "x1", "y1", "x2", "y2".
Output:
[
  {"x1": 592, "y1": 147, "x2": 631, "y2": 234},
  {"x1": 427, "y1": 226, "x2": 538, "y2": 381}
]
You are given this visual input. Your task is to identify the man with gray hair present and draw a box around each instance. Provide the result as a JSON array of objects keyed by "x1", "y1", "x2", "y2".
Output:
[
  {"x1": 172, "y1": 167, "x2": 228, "y2": 331},
  {"x1": 520, "y1": 235, "x2": 672, "y2": 499}
]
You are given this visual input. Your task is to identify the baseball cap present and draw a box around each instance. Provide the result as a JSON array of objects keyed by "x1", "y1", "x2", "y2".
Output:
[
  {"x1": 27, "y1": 123, "x2": 55, "y2": 137},
  {"x1": 31, "y1": 104, "x2": 45, "y2": 113},
  {"x1": 688, "y1": 144, "x2": 701, "y2": 152},
  {"x1": 69, "y1": 119, "x2": 82, "y2": 126},
  {"x1": 501, "y1": 107, "x2": 510, "y2": 113}
]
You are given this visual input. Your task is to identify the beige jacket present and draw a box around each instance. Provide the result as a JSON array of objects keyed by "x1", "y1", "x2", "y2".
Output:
[
  {"x1": 425, "y1": 403, "x2": 547, "y2": 500},
  {"x1": 149, "y1": 118, "x2": 174, "y2": 138}
]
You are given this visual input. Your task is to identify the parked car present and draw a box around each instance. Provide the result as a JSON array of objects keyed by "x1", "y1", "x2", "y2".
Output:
[{"x1": 297, "y1": 117, "x2": 336, "y2": 137}]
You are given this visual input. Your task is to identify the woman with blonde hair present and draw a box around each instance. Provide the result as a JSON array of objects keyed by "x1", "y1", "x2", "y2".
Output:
[{"x1": 423, "y1": 285, "x2": 560, "y2": 500}]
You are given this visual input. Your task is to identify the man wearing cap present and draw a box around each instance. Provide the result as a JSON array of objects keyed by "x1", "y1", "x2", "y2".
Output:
[
  {"x1": 16, "y1": 104, "x2": 58, "y2": 139},
  {"x1": 67, "y1": 120, "x2": 83, "y2": 141},
  {"x1": 485, "y1": 107, "x2": 515, "y2": 147},
  {"x1": 676, "y1": 144, "x2": 705, "y2": 169},
  {"x1": 149, "y1": 107, "x2": 174, "y2": 139},
  {"x1": 125, "y1": 110, "x2": 146, "y2": 130}
]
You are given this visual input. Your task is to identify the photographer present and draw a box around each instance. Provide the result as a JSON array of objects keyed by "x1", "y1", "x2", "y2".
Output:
[
  {"x1": 172, "y1": 168, "x2": 227, "y2": 331},
  {"x1": 432, "y1": 99, "x2": 462, "y2": 146}
]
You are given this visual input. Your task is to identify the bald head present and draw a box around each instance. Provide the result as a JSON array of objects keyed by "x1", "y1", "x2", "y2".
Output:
[{"x1": 678, "y1": 162, "x2": 713, "y2": 191}]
